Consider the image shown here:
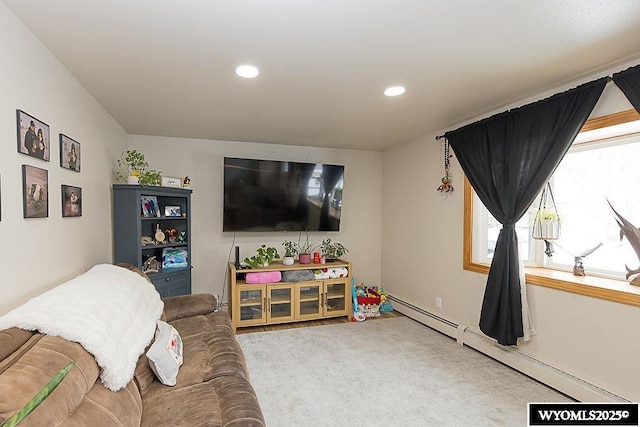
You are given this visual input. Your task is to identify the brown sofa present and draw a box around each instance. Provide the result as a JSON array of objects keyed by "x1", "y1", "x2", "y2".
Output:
[{"x1": 0, "y1": 267, "x2": 265, "y2": 426}]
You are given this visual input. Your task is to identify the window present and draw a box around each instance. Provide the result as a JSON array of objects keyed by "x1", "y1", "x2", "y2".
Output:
[{"x1": 464, "y1": 109, "x2": 640, "y2": 306}]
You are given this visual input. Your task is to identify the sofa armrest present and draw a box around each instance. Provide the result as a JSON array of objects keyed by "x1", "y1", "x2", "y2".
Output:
[{"x1": 163, "y1": 294, "x2": 218, "y2": 322}]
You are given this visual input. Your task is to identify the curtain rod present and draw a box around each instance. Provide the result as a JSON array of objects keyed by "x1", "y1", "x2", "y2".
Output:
[{"x1": 434, "y1": 75, "x2": 617, "y2": 142}]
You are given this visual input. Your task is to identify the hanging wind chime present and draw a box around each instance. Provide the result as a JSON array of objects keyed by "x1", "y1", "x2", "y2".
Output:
[
  {"x1": 532, "y1": 182, "x2": 561, "y2": 257},
  {"x1": 436, "y1": 137, "x2": 453, "y2": 193}
]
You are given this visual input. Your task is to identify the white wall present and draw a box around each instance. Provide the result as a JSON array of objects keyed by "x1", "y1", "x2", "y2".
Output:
[
  {"x1": 382, "y1": 73, "x2": 640, "y2": 401},
  {"x1": 0, "y1": 3, "x2": 128, "y2": 314},
  {"x1": 128, "y1": 135, "x2": 382, "y2": 303}
]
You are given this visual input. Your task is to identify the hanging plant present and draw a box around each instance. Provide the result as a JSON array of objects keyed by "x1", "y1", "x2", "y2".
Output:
[{"x1": 532, "y1": 183, "x2": 561, "y2": 256}]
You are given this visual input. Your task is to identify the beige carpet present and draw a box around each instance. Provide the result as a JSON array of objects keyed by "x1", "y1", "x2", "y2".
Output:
[{"x1": 237, "y1": 316, "x2": 572, "y2": 426}]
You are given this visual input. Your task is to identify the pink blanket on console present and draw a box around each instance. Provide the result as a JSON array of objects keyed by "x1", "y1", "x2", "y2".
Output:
[{"x1": 245, "y1": 271, "x2": 282, "y2": 284}]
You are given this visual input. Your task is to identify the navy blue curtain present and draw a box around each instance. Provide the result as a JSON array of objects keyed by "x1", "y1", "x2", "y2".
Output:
[
  {"x1": 445, "y1": 78, "x2": 607, "y2": 345},
  {"x1": 613, "y1": 65, "x2": 640, "y2": 114}
]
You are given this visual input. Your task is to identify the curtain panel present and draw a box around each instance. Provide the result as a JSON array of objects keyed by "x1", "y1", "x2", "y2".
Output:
[
  {"x1": 445, "y1": 78, "x2": 607, "y2": 345},
  {"x1": 613, "y1": 65, "x2": 640, "y2": 114}
]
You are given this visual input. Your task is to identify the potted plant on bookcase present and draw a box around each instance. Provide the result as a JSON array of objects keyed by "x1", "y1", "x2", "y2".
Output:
[{"x1": 116, "y1": 150, "x2": 162, "y2": 186}]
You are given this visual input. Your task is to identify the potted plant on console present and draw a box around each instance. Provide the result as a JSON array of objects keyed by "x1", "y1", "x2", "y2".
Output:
[
  {"x1": 283, "y1": 231, "x2": 319, "y2": 265},
  {"x1": 282, "y1": 241, "x2": 297, "y2": 266},
  {"x1": 321, "y1": 238, "x2": 349, "y2": 262},
  {"x1": 244, "y1": 245, "x2": 280, "y2": 268},
  {"x1": 297, "y1": 231, "x2": 319, "y2": 265}
]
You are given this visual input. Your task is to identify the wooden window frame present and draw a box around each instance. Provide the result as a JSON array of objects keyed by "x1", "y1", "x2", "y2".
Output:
[{"x1": 462, "y1": 109, "x2": 640, "y2": 307}]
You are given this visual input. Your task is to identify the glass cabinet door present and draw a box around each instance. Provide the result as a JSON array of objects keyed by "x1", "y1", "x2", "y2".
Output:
[
  {"x1": 267, "y1": 284, "x2": 294, "y2": 323},
  {"x1": 296, "y1": 282, "x2": 322, "y2": 320},
  {"x1": 324, "y1": 279, "x2": 349, "y2": 317},
  {"x1": 237, "y1": 286, "x2": 266, "y2": 326}
]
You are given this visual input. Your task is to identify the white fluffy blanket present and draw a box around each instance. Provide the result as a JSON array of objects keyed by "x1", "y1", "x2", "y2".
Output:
[{"x1": 0, "y1": 264, "x2": 163, "y2": 391}]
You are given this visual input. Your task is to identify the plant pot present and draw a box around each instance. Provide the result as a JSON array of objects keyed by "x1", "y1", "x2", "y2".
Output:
[
  {"x1": 127, "y1": 175, "x2": 139, "y2": 185},
  {"x1": 299, "y1": 254, "x2": 311, "y2": 264},
  {"x1": 282, "y1": 256, "x2": 295, "y2": 266}
]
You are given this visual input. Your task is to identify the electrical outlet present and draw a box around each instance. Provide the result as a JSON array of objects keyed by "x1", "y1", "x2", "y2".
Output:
[{"x1": 436, "y1": 297, "x2": 443, "y2": 308}]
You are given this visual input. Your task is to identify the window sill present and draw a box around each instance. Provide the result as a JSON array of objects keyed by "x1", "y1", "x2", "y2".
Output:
[{"x1": 463, "y1": 261, "x2": 640, "y2": 307}]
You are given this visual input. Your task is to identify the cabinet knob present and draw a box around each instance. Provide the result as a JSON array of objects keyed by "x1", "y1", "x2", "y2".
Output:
[{"x1": 165, "y1": 277, "x2": 171, "y2": 282}]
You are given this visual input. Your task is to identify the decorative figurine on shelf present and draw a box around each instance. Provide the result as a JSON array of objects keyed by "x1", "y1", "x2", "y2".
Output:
[
  {"x1": 154, "y1": 224, "x2": 166, "y2": 244},
  {"x1": 182, "y1": 176, "x2": 191, "y2": 189},
  {"x1": 142, "y1": 256, "x2": 159, "y2": 274},
  {"x1": 436, "y1": 137, "x2": 454, "y2": 193},
  {"x1": 177, "y1": 231, "x2": 186, "y2": 243},
  {"x1": 165, "y1": 228, "x2": 178, "y2": 243}
]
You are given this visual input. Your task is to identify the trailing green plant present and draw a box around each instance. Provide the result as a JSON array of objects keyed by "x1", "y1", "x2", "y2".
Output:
[
  {"x1": 138, "y1": 170, "x2": 162, "y2": 187},
  {"x1": 116, "y1": 149, "x2": 148, "y2": 179},
  {"x1": 116, "y1": 150, "x2": 161, "y2": 186},
  {"x1": 321, "y1": 238, "x2": 349, "y2": 259},
  {"x1": 244, "y1": 245, "x2": 280, "y2": 268},
  {"x1": 1, "y1": 361, "x2": 75, "y2": 427}
]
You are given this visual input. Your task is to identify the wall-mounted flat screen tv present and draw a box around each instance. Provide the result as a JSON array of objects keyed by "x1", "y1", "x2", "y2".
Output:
[{"x1": 223, "y1": 157, "x2": 344, "y2": 232}]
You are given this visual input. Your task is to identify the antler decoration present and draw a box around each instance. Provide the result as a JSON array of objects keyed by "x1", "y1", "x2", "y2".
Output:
[
  {"x1": 608, "y1": 199, "x2": 640, "y2": 286},
  {"x1": 437, "y1": 137, "x2": 453, "y2": 193}
]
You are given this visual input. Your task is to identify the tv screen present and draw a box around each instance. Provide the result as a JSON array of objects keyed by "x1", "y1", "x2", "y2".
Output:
[{"x1": 223, "y1": 157, "x2": 344, "y2": 232}]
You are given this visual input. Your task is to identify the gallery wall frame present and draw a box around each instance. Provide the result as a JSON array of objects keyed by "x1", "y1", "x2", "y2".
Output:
[
  {"x1": 61, "y1": 185, "x2": 82, "y2": 217},
  {"x1": 60, "y1": 134, "x2": 81, "y2": 172},
  {"x1": 17, "y1": 110, "x2": 50, "y2": 162},
  {"x1": 22, "y1": 165, "x2": 48, "y2": 218}
]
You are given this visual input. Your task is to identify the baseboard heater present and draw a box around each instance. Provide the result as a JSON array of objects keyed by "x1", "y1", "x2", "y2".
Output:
[{"x1": 388, "y1": 294, "x2": 628, "y2": 403}]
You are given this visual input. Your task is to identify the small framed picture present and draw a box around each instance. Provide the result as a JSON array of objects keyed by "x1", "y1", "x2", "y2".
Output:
[
  {"x1": 161, "y1": 176, "x2": 182, "y2": 188},
  {"x1": 60, "y1": 134, "x2": 81, "y2": 172},
  {"x1": 141, "y1": 195, "x2": 161, "y2": 218},
  {"x1": 62, "y1": 185, "x2": 82, "y2": 217},
  {"x1": 17, "y1": 110, "x2": 50, "y2": 162},
  {"x1": 164, "y1": 205, "x2": 181, "y2": 217},
  {"x1": 22, "y1": 165, "x2": 48, "y2": 218}
]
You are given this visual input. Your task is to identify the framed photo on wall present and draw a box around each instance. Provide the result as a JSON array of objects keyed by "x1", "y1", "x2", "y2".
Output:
[
  {"x1": 61, "y1": 185, "x2": 82, "y2": 217},
  {"x1": 22, "y1": 165, "x2": 48, "y2": 218},
  {"x1": 60, "y1": 134, "x2": 81, "y2": 172},
  {"x1": 17, "y1": 110, "x2": 50, "y2": 162}
]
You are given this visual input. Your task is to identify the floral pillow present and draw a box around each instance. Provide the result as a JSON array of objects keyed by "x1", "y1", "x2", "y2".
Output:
[{"x1": 146, "y1": 320, "x2": 183, "y2": 386}]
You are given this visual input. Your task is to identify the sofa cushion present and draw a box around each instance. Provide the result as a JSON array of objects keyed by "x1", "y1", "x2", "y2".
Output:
[
  {"x1": 169, "y1": 315, "x2": 210, "y2": 340},
  {"x1": 141, "y1": 377, "x2": 265, "y2": 427},
  {"x1": 141, "y1": 382, "x2": 222, "y2": 427},
  {"x1": 163, "y1": 293, "x2": 217, "y2": 322},
  {"x1": 147, "y1": 321, "x2": 183, "y2": 386},
  {"x1": 60, "y1": 379, "x2": 142, "y2": 426},
  {"x1": 0, "y1": 335, "x2": 101, "y2": 425}
]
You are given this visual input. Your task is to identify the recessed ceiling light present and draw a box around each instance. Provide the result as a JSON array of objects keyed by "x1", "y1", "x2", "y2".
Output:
[
  {"x1": 384, "y1": 86, "x2": 405, "y2": 97},
  {"x1": 236, "y1": 65, "x2": 259, "y2": 79}
]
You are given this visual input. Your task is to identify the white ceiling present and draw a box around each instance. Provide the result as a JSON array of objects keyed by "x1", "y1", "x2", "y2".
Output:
[{"x1": 4, "y1": 0, "x2": 640, "y2": 151}]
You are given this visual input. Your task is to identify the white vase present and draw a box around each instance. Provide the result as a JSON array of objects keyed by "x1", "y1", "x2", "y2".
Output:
[
  {"x1": 127, "y1": 175, "x2": 139, "y2": 185},
  {"x1": 282, "y1": 256, "x2": 295, "y2": 266}
]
